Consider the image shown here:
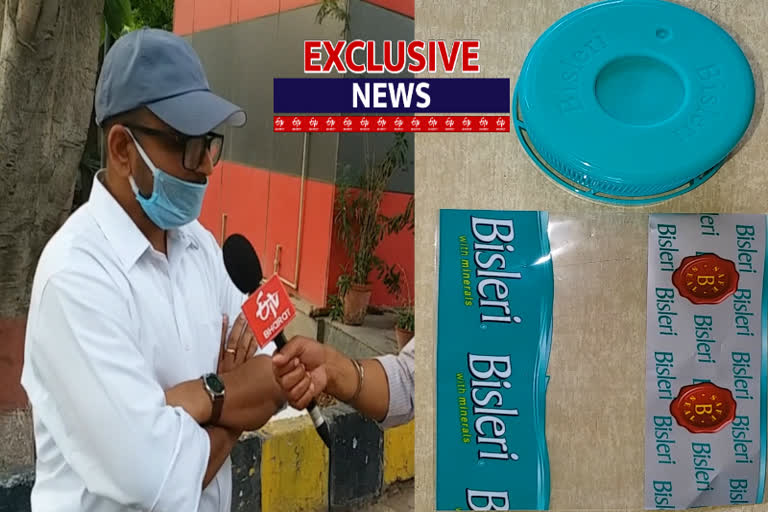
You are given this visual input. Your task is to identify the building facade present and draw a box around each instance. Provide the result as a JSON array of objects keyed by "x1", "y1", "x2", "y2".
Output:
[{"x1": 174, "y1": 0, "x2": 415, "y2": 308}]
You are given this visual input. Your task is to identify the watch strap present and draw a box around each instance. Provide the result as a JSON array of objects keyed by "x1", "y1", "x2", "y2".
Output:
[
  {"x1": 202, "y1": 374, "x2": 225, "y2": 425},
  {"x1": 209, "y1": 392, "x2": 224, "y2": 425}
]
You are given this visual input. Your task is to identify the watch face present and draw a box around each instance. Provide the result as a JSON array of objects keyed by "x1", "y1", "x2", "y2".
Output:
[{"x1": 205, "y1": 374, "x2": 224, "y2": 394}]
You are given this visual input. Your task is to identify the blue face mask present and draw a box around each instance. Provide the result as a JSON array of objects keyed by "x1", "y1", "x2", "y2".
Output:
[{"x1": 126, "y1": 130, "x2": 208, "y2": 230}]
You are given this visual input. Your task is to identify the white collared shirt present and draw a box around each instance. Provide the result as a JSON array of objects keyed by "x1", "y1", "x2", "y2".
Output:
[{"x1": 21, "y1": 171, "x2": 273, "y2": 511}]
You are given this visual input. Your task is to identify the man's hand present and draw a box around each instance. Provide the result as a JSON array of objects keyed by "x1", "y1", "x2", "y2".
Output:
[
  {"x1": 272, "y1": 336, "x2": 329, "y2": 409},
  {"x1": 218, "y1": 313, "x2": 257, "y2": 374}
]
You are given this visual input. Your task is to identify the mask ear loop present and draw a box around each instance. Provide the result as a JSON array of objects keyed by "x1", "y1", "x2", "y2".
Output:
[{"x1": 124, "y1": 127, "x2": 159, "y2": 201}]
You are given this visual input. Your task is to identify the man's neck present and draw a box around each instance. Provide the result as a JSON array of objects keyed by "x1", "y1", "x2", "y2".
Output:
[{"x1": 102, "y1": 170, "x2": 167, "y2": 254}]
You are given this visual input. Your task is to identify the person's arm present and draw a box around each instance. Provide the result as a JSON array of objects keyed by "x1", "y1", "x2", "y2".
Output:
[
  {"x1": 25, "y1": 267, "x2": 231, "y2": 510},
  {"x1": 324, "y1": 347, "x2": 391, "y2": 422},
  {"x1": 272, "y1": 336, "x2": 415, "y2": 427},
  {"x1": 326, "y1": 339, "x2": 415, "y2": 427},
  {"x1": 165, "y1": 354, "x2": 285, "y2": 431},
  {"x1": 164, "y1": 232, "x2": 285, "y2": 430},
  {"x1": 203, "y1": 425, "x2": 241, "y2": 487}
]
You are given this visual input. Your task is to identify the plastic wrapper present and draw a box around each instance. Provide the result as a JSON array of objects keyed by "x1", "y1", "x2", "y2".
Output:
[{"x1": 435, "y1": 210, "x2": 767, "y2": 511}]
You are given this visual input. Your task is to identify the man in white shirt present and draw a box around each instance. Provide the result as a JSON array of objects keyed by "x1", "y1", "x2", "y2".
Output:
[
  {"x1": 273, "y1": 337, "x2": 415, "y2": 429},
  {"x1": 20, "y1": 28, "x2": 292, "y2": 511}
]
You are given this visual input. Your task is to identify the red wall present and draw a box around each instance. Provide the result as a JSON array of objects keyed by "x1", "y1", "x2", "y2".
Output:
[
  {"x1": 200, "y1": 162, "x2": 335, "y2": 307},
  {"x1": 174, "y1": 0, "x2": 321, "y2": 35},
  {"x1": 199, "y1": 162, "x2": 413, "y2": 308},
  {"x1": 174, "y1": 0, "x2": 413, "y2": 35},
  {"x1": 363, "y1": 0, "x2": 414, "y2": 18}
]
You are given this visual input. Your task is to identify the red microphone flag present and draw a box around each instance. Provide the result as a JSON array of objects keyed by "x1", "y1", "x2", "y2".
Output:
[{"x1": 241, "y1": 274, "x2": 297, "y2": 348}]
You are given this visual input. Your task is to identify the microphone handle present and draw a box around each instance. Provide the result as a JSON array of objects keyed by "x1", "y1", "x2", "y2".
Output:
[{"x1": 274, "y1": 332, "x2": 331, "y2": 447}]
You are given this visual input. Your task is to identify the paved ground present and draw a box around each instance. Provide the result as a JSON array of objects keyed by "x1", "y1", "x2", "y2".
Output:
[{"x1": 360, "y1": 479, "x2": 414, "y2": 511}]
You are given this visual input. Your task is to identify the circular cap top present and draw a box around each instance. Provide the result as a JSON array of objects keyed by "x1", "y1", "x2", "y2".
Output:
[
  {"x1": 516, "y1": 0, "x2": 754, "y2": 198},
  {"x1": 670, "y1": 382, "x2": 736, "y2": 434},
  {"x1": 672, "y1": 253, "x2": 739, "y2": 305}
]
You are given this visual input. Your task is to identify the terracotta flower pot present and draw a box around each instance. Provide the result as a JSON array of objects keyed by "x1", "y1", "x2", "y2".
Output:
[
  {"x1": 395, "y1": 327, "x2": 413, "y2": 349},
  {"x1": 342, "y1": 284, "x2": 372, "y2": 325}
]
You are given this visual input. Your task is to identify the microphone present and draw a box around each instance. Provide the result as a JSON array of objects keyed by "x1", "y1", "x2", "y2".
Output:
[{"x1": 222, "y1": 234, "x2": 331, "y2": 448}]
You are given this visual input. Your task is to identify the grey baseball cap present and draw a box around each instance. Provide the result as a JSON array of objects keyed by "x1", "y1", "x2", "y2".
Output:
[{"x1": 95, "y1": 28, "x2": 245, "y2": 135}]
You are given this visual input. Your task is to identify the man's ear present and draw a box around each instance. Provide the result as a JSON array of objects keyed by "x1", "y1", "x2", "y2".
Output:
[{"x1": 107, "y1": 125, "x2": 133, "y2": 178}]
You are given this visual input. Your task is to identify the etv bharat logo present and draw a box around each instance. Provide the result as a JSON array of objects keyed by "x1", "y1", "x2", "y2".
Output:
[
  {"x1": 479, "y1": 117, "x2": 488, "y2": 127},
  {"x1": 256, "y1": 290, "x2": 279, "y2": 322},
  {"x1": 377, "y1": 117, "x2": 387, "y2": 127},
  {"x1": 242, "y1": 274, "x2": 297, "y2": 347},
  {"x1": 275, "y1": 117, "x2": 284, "y2": 127},
  {"x1": 428, "y1": 117, "x2": 438, "y2": 127},
  {"x1": 292, "y1": 117, "x2": 301, "y2": 127},
  {"x1": 326, "y1": 117, "x2": 336, "y2": 127},
  {"x1": 496, "y1": 117, "x2": 506, "y2": 128},
  {"x1": 343, "y1": 117, "x2": 352, "y2": 127},
  {"x1": 309, "y1": 117, "x2": 318, "y2": 128},
  {"x1": 394, "y1": 117, "x2": 404, "y2": 128}
]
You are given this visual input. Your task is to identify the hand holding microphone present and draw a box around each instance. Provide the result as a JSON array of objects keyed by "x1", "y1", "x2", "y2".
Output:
[
  {"x1": 271, "y1": 336, "x2": 330, "y2": 410},
  {"x1": 222, "y1": 234, "x2": 331, "y2": 447}
]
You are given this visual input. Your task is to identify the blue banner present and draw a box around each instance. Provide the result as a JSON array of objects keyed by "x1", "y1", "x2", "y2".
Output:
[
  {"x1": 273, "y1": 78, "x2": 510, "y2": 113},
  {"x1": 435, "y1": 209, "x2": 552, "y2": 511}
]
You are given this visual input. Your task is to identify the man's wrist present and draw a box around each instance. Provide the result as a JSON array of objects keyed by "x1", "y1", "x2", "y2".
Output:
[
  {"x1": 201, "y1": 373, "x2": 226, "y2": 424},
  {"x1": 325, "y1": 345, "x2": 358, "y2": 402}
]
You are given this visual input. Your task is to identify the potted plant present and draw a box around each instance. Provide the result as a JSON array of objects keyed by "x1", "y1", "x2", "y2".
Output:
[
  {"x1": 381, "y1": 263, "x2": 414, "y2": 348},
  {"x1": 394, "y1": 306, "x2": 414, "y2": 348},
  {"x1": 333, "y1": 134, "x2": 414, "y2": 325}
]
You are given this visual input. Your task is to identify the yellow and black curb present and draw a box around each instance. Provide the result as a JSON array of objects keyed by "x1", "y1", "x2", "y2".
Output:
[
  {"x1": 233, "y1": 402, "x2": 415, "y2": 511},
  {"x1": 1, "y1": 404, "x2": 413, "y2": 512}
]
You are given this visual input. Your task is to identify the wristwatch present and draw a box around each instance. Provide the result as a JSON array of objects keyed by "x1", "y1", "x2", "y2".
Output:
[{"x1": 201, "y1": 373, "x2": 225, "y2": 425}]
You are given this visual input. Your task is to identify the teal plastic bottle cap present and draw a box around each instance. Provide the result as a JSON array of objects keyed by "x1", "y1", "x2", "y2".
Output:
[{"x1": 513, "y1": 0, "x2": 755, "y2": 205}]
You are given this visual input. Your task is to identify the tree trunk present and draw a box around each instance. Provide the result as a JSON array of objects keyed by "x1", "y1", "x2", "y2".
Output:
[{"x1": 0, "y1": 0, "x2": 103, "y2": 471}]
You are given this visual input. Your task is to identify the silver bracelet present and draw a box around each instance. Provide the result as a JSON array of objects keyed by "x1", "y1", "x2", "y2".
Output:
[{"x1": 347, "y1": 359, "x2": 365, "y2": 404}]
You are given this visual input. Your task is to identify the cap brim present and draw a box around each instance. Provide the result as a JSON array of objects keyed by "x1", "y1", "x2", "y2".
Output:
[{"x1": 146, "y1": 90, "x2": 246, "y2": 136}]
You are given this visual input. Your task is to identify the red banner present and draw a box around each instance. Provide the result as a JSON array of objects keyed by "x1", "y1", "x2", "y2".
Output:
[{"x1": 273, "y1": 115, "x2": 510, "y2": 132}]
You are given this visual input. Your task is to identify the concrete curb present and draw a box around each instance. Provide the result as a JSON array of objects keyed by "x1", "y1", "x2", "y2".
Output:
[
  {"x1": 248, "y1": 404, "x2": 414, "y2": 511},
  {"x1": 0, "y1": 410, "x2": 414, "y2": 512},
  {"x1": 0, "y1": 469, "x2": 33, "y2": 512}
]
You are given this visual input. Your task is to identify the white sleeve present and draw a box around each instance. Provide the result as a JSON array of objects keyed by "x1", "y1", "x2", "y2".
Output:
[
  {"x1": 26, "y1": 268, "x2": 210, "y2": 511},
  {"x1": 376, "y1": 337, "x2": 415, "y2": 429}
]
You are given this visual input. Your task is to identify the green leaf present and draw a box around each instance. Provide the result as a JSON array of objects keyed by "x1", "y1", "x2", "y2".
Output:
[{"x1": 104, "y1": 0, "x2": 133, "y2": 38}]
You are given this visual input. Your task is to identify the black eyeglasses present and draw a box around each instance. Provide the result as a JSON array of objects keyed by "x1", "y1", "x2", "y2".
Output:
[{"x1": 124, "y1": 124, "x2": 224, "y2": 171}]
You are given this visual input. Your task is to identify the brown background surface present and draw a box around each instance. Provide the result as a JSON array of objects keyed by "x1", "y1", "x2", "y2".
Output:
[{"x1": 414, "y1": 0, "x2": 768, "y2": 510}]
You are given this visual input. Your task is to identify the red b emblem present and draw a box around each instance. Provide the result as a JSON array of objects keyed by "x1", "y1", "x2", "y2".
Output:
[
  {"x1": 671, "y1": 253, "x2": 739, "y2": 305},
  {"x1": 670, "y1": 382, "x2": 736, "y2": 434}
]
